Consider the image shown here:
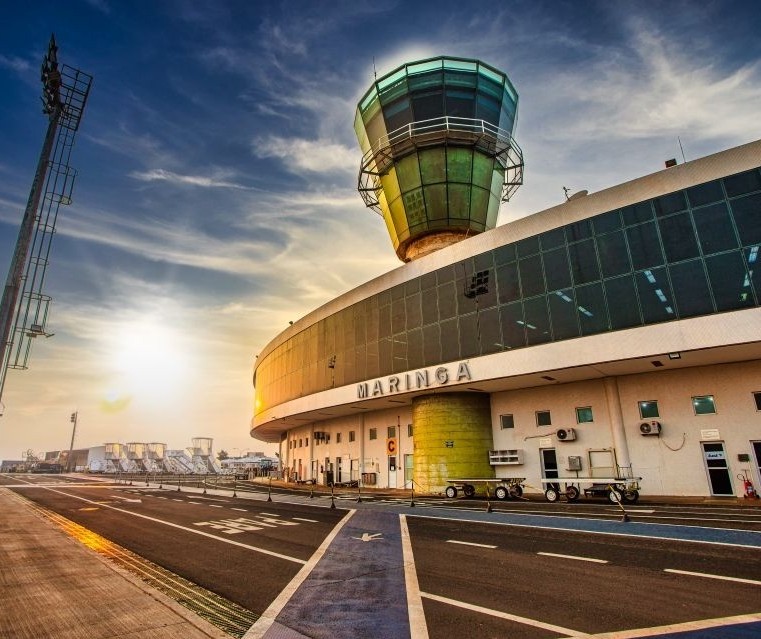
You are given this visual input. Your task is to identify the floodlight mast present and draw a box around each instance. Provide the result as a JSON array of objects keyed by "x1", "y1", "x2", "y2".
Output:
[{"x1": 0, "y1": 35, "x2": 92, "y2": 414}]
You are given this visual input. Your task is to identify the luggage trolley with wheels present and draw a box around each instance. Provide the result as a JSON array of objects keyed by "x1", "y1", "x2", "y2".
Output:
[
  {"x1": 445, "y1": 477, "x2": 525, "y2": 500},
  {"x1": 540, "y1": 476, "x2": 642, "y2": 504}
]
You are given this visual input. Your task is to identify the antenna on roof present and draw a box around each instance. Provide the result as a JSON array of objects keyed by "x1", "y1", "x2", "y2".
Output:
[
  {"x1": 562, "y1": 186, "x2": 571, "y2": 201},
  {"x1": 373, "y1": 57, "x2": 377, "y2": 80},
  {"x1": 678, "y1": 136, "x2": 687, "y2": 163}
]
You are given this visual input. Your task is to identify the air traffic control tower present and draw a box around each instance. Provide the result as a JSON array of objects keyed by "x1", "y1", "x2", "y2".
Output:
[
  {"x1": 354, "y1": 57, "x2": 524, "y2": 487},
  {"x1": 355, "y1": 56, "x2": 523, "y2": 262}
]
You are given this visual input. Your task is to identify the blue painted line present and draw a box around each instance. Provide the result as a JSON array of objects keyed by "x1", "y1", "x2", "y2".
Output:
[
  {"x1": 376, "y1": 505, "x2": 761, "y2": 548},
  {"x1": 266, "y1": 510, "x2": 410, "y2": 639}
]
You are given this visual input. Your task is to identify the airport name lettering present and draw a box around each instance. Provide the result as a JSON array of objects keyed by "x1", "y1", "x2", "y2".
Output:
[{"x1": 357, "y1": 362, "x2": 472, "y2": 399}]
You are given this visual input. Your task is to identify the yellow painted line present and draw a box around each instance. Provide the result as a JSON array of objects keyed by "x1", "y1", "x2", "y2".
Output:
[
  {"x1": 401, "y1": 514, "x2": 429, "y2": 639},
  {"x1": 664, "y1": 568, "x2": 761, "y2": 586},
  {"x1": 590, "y1": 611, "x2": 761, "y2": 638},
  {"x1": 78, "y1": 507, "x2": 99, "y2": 511},
  {"x1": 420, "y1": 592, "x2": 591, "y2": 637}
]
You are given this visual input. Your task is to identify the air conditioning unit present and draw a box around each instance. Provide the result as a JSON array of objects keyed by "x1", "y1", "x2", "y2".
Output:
[
  {"x1": 640, "y1": 421, "x2": 662, "y2": 436},
  {"x1": 556, "y1": 428, "x2": 577, "y2": 441}
]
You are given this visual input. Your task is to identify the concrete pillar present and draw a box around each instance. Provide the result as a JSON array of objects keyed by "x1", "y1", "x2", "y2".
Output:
[
  {"x1": 604, "y1": 377, "x2": 631, "y2": 473},
  {"x1": 412, "y1": 392, "x2": 494, "y2": 493}
]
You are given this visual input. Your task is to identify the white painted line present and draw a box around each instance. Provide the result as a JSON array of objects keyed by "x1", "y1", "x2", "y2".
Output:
[
  {"x1": 260, "y1": 512, "x2": 280, "y2": 517},
  {"x1": 35, "y1": 486, "x2": 307, "y2": 565},
  {"x1": 538, "y1": 551, "x2": 608, "y2": 564},
  {"x1": 243, "y1": 510, "x2": 356, "y2": 639},
  {"x1": 209, "y1": 504, "x2": 223, "y2": 508},
  {"x1": 591, "y1": 611, "x2": 761, "y2": 638},
  {"x1": 231, "y1": 508, "x2": 248, "y2": 512},
  {"x1": 188, "y1": 501, "x2": 202, "y2": 505},
  {"x1": 446, "y1": 539, "x2": 497, "y2": 549},
  {"x1": 292, "y1": 517, "x2": 318, "y2": 523},
  {"x1": 172, "y1": 499, "x2": 184, "y2": 502},
  {"x1": 400, "y1": 514, "x2": 429, "y2": 639},
  {"x1": 420, "y1": 592, "x2": 590, "y2": 636},
  {"x1": 664, "y1": 568, "x2": 761, "y2": 586}
]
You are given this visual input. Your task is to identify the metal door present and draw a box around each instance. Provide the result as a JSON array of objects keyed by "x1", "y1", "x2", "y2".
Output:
[
  {"x1": 388, "y1": 456, "x2": 397, "y2": 488},
  {"x1": 702, "y1": 442, "x2": 734, "y2": 495},
  {"x1": 540, "y1": 448, "x2": 558, "y2": 490}
]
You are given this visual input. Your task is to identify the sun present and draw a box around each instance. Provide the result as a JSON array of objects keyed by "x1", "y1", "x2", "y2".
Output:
[{"x1": 106, "y1": 318, "x2": 193, "y2": 403}]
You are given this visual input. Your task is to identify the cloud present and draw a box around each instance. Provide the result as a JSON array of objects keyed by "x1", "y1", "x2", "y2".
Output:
[
  {"x1": 252, "y1": 136, "x2": 357, "y2": 174},
  {"x1": 130, "y1": 168, "x2": 260, "y2": 191},
  {"x1": 0, "y1": 54, "x2": 31, "y2": 74}
]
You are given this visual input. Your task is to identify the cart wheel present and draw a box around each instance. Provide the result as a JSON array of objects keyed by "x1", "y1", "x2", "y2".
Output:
[
  {"x1": 545, "y1": 487, "x2": 559, "y2": 502},
  {"x1": 623, "y1": 489, "x2": 639, "y2": 504},
  {"x1": 463, "y1": 484, "x2": 476, "y2": 498},
  {"x1": 565, "y1": 485, "x2": 580, "y2": 501},
  {"x1": 495, "y1": 486, "x2": 509, "y2": 500},
  {"x1": 445, "y1": 486, "x2": 457, "y2": 499},
  {"x1": 509, "y1": 484, "x2": 523, "y2": 499},
  {"x1": 608, "y1": 488, "x2": 623, "y2": 504}
]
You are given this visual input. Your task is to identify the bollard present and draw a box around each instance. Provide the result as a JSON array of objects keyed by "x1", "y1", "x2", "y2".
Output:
[
  {"x1": 330, "y1": 482, "x2": 336, "y2": 509},
  {"x1": 267, "y1": 476, "x2": 273, "y2": 502},
  {"x1": 486, "y1": 486, "x2": 493, "y2": 513},
  {"x1": 409, "y1": 480, "x2": 415, "y2": 508},
  {"x1": 356, "y1": 482, "x2": 362, "y2": 503},
  {"x1": 203, "y1": 473, "x2": 207, "y2": 495},
  {"x1": 233, "y1": 476, "x2": 237, "y2": 499},
  {"x1": 177, "y1": 474, "x2": 181, "y2": 492},
  {"x1": 310, "y1": 482, "x2": 315, "y2": 499}
]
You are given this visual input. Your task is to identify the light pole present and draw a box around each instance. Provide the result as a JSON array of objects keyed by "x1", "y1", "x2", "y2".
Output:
[
  {"x1": 0, "y1": 35, "x2": 92, "y2": 412},
  {"x1": 66, "y1": 411, "x2": 77, "y2": 473}
]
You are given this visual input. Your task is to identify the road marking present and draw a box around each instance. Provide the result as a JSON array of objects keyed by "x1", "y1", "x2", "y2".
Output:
[
  {"x1": 420, "y1": 592, "x2": 589, "y2": 636},
  {"x1": 210, "y1": 504, "x2": 223, "y2": 508},
  {"x1": 243, "y1": 510, "x2": 356, "y2": 639},
  {"x1": 231, "y1": 508, "x2": 248, "y2": 512},
  {"x1": 446, "y1": 539, "x2": 497, "y2": 549},
  {"x1": 172, "y1": 499, "x2": 183, "y2": 502},
  {"x1": 188, "y1": 501, "x2": 202, "y2": 505},
  {"x1": 352, "y1": 532, "x2": 383, "y2": 542},
  {"x1": 78, "y1": 507, "x2": 99, "y2": 511},
  {"x1": 260, "y1": 512, "x2": 280, "y2": 517},
  {"x1": 293, "y1": 517, "x2": 318, "y2": 523},
  {"x1": 538, "y1": 551, "x2": 608, "y2": 564},
  {"x1": 400, "y1": 515, "x2": 429, "y2": 639},
  {"x1": 664, "y1": 568, "x2": 761, "y2": 586},
  {"x1": 31, "y1": 486, "x2": 307, "y2": 565},
  {"x1": 591, "y1": 611, "x2": 761, "y2": 638}
]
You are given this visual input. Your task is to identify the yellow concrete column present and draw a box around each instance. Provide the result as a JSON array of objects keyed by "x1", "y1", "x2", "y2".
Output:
[{"x1": 412, "y1": 392, "x2": 494, "y2": 494}]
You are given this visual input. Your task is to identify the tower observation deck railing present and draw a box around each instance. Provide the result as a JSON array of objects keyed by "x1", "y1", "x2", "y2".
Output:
[{"x1": 358, "y1": 115, "x2": 524, "y2": 213}]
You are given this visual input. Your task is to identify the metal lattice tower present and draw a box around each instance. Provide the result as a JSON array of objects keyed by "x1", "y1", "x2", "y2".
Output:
[{"x1": 0, "y1": 35, "x2": 92, "y2": 414}]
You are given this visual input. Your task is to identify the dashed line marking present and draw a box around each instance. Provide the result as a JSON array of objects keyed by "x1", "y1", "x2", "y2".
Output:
[
  {"x1": 231, "y1": 508, "x2": 248, "y2": 512},
  {"x1": 664, "y1": 568, "x2": 761, "y2": 586},
  {"x1": 188, "y1": 501, "x2": 202, "y2": 505},
  {"x1": 210, "y1": 504, "x2": 223, "y2": 508},
  {"x1": 260, "y1": 512, "x2": 279, "y2": 517},
  {"x1": 538, "y1": 551, "x2": 608, "y2": 564},
  {"x1": 172, "y1": 499, "x2": 183, "y2": 502},
  {"x1": 446, "y1": 540, "x2": 497, "y2": 549},
  {"x1": 292, "y1": 517, "x2": 318, "y2": 523}
]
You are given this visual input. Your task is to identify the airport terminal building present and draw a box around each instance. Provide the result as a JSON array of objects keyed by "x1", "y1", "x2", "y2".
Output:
[{"x1": 250, "y1": 57, "x2": 761, "y2": 498}]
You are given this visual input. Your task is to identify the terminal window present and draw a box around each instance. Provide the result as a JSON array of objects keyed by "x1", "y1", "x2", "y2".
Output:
[
  {"x1": 754, "y1": 392, "x2": 761, "y2": 411},
  {"x1": 408, "y1": 423, "x2": 413, "y2": 437},
  {"x1": 349, "y1": 430, "x2": 356, "y2": 442},
  {"x1": 369, "y1": 428, "x2": 377, "y2": 440},
  {"x1": 536, "y1": 410, "x2": 552, "y2": 427},
  {"x1": 500, "y1": 414, "x2": 514, "y2": 429},
  {"x1": 576, "y1": 407, "x2": 594, "y2": 423},
  {"x1": 388, "y1": 426, "x2": 396, "y2": 438},
  {"x1": 639, "y1": 400, "x2": 660, "y2": 419},
  {"x1": 336, "y1": 433, "x2": 342, "y2": 444},
  {"x1": 693, "y1": 395, "x2": 717, "y2": 415}
]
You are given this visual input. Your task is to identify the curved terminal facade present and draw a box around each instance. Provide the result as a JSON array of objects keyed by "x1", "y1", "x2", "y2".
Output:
[{"x1": 251, "y1": 58, "x2": 761, "y2": 498}]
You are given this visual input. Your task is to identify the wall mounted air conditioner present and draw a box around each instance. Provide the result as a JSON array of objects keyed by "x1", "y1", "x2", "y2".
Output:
[
  {"x1": 640, "y1": 421, "x2": 661, "y2": 436},
  {"x1": 556, "y1": 428, "x2": 577, "y2": 441}
]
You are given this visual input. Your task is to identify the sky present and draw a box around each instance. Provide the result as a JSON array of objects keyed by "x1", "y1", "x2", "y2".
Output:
[{"x1": 0, "y1": 0, "x2": 760, "y2": 462}]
